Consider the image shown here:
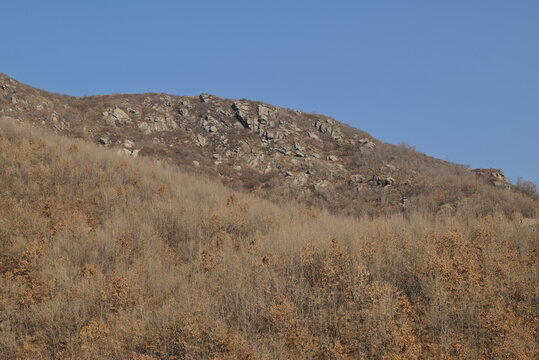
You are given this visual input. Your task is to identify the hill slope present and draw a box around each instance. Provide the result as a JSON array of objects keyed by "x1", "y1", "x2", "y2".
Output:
[
  {"x1": 0, "y1": 115, "x2": 538, "y2": 359},
  {"x1": 1, "y1": 73, "x2": 537, "y2": 217}
]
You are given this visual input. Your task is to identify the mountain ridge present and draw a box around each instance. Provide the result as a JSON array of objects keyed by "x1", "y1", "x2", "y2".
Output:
[
  {"x1": 0, "y1": 75, "x2": 538, "y2": 359},
  {"x1": 1, "y1": 72, "x2": 537, "y2": 217}
]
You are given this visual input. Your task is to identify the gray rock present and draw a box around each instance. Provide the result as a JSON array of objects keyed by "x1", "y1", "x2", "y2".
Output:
[
  {"x1": 351, "y1": 174, "x2": 365, "y2": 183},
  {"x1": 257, "y1": 104, "x2": 270, "y2": 123},
  {"x1": 113, "y1": 108, "x2": 130, "y2": 120},
  {"x1": 98, "y1": 136, "x2": 111, "y2": 145},
  {"x1": 199, "y1": 93, "x2": 211, "y2": 102},
  {"x1": 196, "y1": 134, "x2": 207, "y2": 147},
  {"x1": 359, "y1": 138, "x2": 376, "y2": 151},
  {"x1": 233, "y1": 101, "x2": 255, "y2": 129},
  {"x1": 370, "y1": 175, "x2": 395, "y2": 187}
]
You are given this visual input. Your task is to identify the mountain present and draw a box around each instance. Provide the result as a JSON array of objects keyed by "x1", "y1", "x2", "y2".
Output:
[
  {"x1": 0, "y1": 74, "x2": 538, "y2": 358},
  {"x1": 1, "y1": 73, "x2": 537, "y2": 217},
  {"x1": 0, "y1": 115, "x2": 537, "y2": 359}
]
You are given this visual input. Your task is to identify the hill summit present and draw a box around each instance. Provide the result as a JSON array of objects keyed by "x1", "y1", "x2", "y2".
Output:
[
  {"x1": 0, "y1": 73, "x2": 537, "y2": 216},
  {"x1": 0, "y1": 74, "x2": 537, "y2": 359}
]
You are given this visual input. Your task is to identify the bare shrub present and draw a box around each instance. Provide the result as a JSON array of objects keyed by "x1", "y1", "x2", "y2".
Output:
[{"x1": 0, "y1": 117, "x2": 537, "y2": 359}]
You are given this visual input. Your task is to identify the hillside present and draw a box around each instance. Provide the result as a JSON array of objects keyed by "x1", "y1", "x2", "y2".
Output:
[
  {"x1": 0, "y1": 111, "x2": 538, "y2": 359},
  {"x1": 1, "y1": 73, "x2": 537, "y2": 217}
]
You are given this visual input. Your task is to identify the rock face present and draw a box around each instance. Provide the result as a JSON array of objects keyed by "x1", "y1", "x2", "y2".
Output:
[
  {"x1": 473, "y1": 168, "x2": 507, "y2": 187},
  {"x1": 257, "y1": 104, "x2": 270, "y2": 123},
  {"x1": 0, "y1": 72, "x2": 530, "y2": 217}
]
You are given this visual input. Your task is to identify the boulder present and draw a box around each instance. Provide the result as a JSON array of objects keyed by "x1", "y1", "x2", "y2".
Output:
[
  {"x1": 233, "y1": 102, "x2": 256, "y2": 129},
  {"x1": 98, "y1": 136, "x2": 111, "y2": 145},
  {"x1": 112, "y1": 108, "x2": 131, "y2": 124},
  {"x1": 199, "y1": 93, "x2": 211, "y2": 102},
  {"x1": 473, "y1": 168, "x2": 507, "y2": 186},
  {"x1": 257, "y1": 104, "x2": 270, "y2": 123},
  {"x1": 123, "y1": 140, "x2": 135, "y2": 148},
  {"x1": 201, "y1": 116, "x2": 219, "y2": 133},
  {"x1": 359, "y1": 138, "x2": 376, "y2": 152},
  {"x1": 196, "y1": 134, "x2": 207, "y2": 147},
  {"x1": 369, "y1": 175, "x2": 395, "y2": 187}
]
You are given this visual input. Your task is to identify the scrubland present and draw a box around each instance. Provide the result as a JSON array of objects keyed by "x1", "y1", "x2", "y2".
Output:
[{"x1": 0, "y1": 118, "x2": 537, "y2": 359}]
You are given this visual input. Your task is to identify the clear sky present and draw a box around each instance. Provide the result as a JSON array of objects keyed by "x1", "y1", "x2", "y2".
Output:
[{"x1": 2, "y1": 1, "x2": 538, "y2": 185}]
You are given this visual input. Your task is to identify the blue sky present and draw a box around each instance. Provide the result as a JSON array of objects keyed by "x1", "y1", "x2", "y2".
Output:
[{"x1": 2, "y1": 1, "x2": 538, "y2": 185}]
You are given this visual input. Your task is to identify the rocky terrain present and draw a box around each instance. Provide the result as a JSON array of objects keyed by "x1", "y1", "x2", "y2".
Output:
[
  {"x1": 1, "y1": 74, "x2": 537, "y2": 359},
  {"x1": 0, "y1": 73, "x2": 536, "y2": 216}
]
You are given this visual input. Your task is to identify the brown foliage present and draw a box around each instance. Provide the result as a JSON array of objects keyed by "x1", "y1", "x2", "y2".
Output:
[{"x1": 0, "y1": 118, "x2": 537, "y2": 359}]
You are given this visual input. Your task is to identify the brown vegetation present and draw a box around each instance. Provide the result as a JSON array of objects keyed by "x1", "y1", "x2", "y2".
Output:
[
  {"x1": 2, "y1": 72, "x2": 537, "y2": 220},
  {"x1": 0, "y1": 117, "x2": 537, "y2": 359}
]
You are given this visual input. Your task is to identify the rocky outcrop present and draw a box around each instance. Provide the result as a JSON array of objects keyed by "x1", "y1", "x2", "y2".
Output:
[
  {"x1": 233, "y1": 101, "x2": 255, "y2": 129},
  {"x1": 473, "y1": 168, "x2": 507, "y2": 187},
  {"x1": 1, "y1": 72, "x2": 530, "y2": 218},
  {"x1": 98, "y1": 136, "x2": 111, "y2": 145},
  {"x1": 103, "y1": 108, "x2": 132, "y2": 126},
  {"x1": 314, "y1": 118, "x2": 344, "y2": 141},
  {"x1": 257, "y1": 104, "x2": 270, "y2": 123},
  {"x1": 369, "y1": 175, "x2": 395, "y2": 187},
  {"x1": 199, "y1": 93, "x2": 211, "y2": 103}
]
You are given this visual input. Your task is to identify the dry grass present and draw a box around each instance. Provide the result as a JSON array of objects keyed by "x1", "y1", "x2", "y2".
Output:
[{"x1": 0, "y1": 118, "x2": 537, "y2": 359}]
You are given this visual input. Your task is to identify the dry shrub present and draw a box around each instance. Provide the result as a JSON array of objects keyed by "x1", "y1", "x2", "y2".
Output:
[{"x1": 0, "y1": 118, "x2": 537, "y2": 359}]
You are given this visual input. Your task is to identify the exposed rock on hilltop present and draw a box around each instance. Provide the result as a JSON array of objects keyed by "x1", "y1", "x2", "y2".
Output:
[
  {"x1": 0, "y1": 73, "x2": 536, "y2": 216},
  {"x1": 473, "y1": 168, "x2": 507, "y2": 187}
]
